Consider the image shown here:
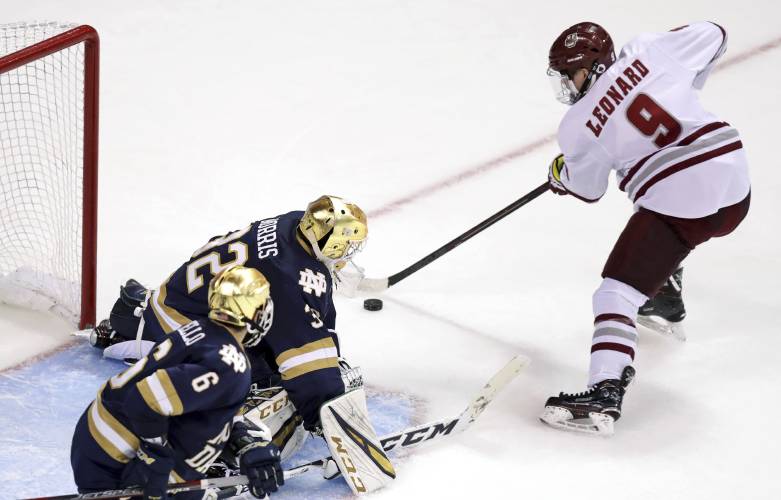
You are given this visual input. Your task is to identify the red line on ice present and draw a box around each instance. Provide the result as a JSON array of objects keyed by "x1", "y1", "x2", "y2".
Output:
[
  {"x1": 368, "y1": 35, "x2": 781, "y2": 219},
  {"x1": 368, "y1": 134, "x2": 556, "y2": 218}
]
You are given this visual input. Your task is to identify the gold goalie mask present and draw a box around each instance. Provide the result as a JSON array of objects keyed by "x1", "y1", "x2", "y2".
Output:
[
  {"x1": 208, "y1": 265, "x2": 274, "y2": 347},
  {"x1": 299, "y1": 195, "x2": 368, "y2": 271}
]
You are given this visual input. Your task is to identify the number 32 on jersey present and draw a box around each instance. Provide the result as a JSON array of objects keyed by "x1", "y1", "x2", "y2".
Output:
[{"x1": 186, "y1": 227, "x2": 251, "y2": 293}]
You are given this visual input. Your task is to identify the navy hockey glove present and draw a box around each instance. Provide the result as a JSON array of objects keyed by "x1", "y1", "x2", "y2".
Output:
[
  {"x1": 128, "y1": 438, "x2": 175, "y2": 500},
  {"x1": 240, "y1": 441, "x2": 283, "y2": 498},
  {"x1": 224, "y1": 421, "x2": 284, "y2": 498},
  {"x1": 548, "y1": 154, "x2": 569, "y2": 196}
]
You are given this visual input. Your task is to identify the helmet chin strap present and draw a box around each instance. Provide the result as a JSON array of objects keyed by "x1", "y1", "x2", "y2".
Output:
[
  {"x1": 574, "y1": 61, "x2": 605, "y2": 103},
  {"x1": 303, "y1": 230, "x2": 345, "y2": 274},
  {"x1": 242, "y1": 316, "x2": 263, "y2": 347}
]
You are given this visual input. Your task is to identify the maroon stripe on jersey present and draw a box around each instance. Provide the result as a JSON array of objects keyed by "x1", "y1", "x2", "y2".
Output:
[
  {"x1": 633, "y1": 140, "x2": 743, "y2": 202},
  {"x1": 594, "y1": 313, "x2": 635, "y2": 327},
  {"x1": 709, "y1": 22, "x2": 727, "y2": 45},
  {"x1": 591, "y1": 342, "x2": 635, "y2": 359},
  {"x1": 619, "y1": 151, "x2": 657, "y2": 192},
  {"x1": 619, "y1": 122, "x2": 729, "y2": 191},
  {"x1": 677, "y1": 121, "x2": 728, "y2": 146}
]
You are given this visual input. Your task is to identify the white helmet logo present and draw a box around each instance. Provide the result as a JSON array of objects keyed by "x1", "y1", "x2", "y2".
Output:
[{"x1": 565, "y1": 33, "x2": 578, "y2": 48}]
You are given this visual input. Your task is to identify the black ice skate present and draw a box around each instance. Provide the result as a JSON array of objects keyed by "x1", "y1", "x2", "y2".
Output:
[
  {"x1": 638, "y1": 267, "x2": 686, "y2": 341},
  {"x1": 540, "y1": 366, "x2": 635, "y2": 436}
]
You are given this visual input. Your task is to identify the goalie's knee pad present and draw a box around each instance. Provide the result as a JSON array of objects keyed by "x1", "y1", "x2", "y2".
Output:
[
  {"x1": 592, "y1": 278, "x2": 648, "y2": 319},
  {"x1": 109, "y1": 279, "x2": 149, "y2": 341}
]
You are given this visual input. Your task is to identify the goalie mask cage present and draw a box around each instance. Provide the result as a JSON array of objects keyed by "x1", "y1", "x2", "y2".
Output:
[{"x1": 0, "y1": 22, "x2": 98, "y2": 329}]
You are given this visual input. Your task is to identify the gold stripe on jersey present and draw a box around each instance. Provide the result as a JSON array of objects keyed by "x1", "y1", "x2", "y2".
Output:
[
  {"x1": 170, "y1": 469, "x2": 186, "y2": 483},
  {"x1": 87, "y1": 402, "x2": 129, "y2": 463},
  {"x1": 275, "y1": 337, "x2": 336, "y2": 367},
  {"x1": 148, "y1": 369, "x2": 185, "y2": 416},
  {"x1": 87, "y1": 387, "x2": 140, "y2": 463},
  {"x1": 150, "y1": 278, "x2": 192, "y2": 334},
  {"x1": 280, "y1": 357, "x2": 340, "y2": 381},
  {"x1": 137, "y1": 377, "x2": 165, "y2": 415}
]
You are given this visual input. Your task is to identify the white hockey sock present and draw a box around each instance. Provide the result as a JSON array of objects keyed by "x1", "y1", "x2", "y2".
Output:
[{"x1": 589, "y1": 278, "x2": 648, "y2": 387}]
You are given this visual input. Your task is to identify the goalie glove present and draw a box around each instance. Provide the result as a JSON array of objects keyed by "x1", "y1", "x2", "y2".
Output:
[
  {"x1": 548, "y1": 153, "x2": 569, "y2": 196},
  {"x1": 333, "y1": 260, "x2": 366, "y2": 298},
  {"x1": 223, "y1": 420, "x2": 284, "y2": 498}
]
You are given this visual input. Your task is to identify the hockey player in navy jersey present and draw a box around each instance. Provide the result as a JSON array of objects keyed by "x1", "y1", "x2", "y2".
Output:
[
  {"x1": 70, "y1": 265, "x2": 285, "y2": 498},
  {"x1": 90, "y1": 195, "x2": 368, "y2": 441}
]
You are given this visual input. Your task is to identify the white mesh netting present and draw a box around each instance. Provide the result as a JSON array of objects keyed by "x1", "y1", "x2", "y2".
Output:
[{"x1": 0, "y1": 22, "x2": 86, "y2": 325}]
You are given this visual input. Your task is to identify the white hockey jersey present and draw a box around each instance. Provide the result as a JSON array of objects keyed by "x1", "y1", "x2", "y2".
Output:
[{"x1": 556, "y1": 22, "x2": 750, "y2": 218}]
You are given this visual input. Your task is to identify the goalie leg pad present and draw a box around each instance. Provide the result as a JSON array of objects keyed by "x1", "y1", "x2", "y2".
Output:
[
  {"x1": 242, "y1": 387, "x2": 308, "y2": 461},
  {"x1": 320, "y1": 387, "x2": 395, "y2": 495}
]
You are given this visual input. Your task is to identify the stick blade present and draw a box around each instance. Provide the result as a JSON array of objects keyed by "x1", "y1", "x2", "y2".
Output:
[
  {"x1": 457, "y1": 355, "x2": 529, "y2": 429},
  {"x1": 356, "y1": 277, "x2": 389, "y2": 293}
]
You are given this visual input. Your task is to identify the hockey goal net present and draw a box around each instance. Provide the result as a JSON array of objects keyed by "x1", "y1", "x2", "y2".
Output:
[{"x1": 0, "y1": 22, "x2": 98, "y2": 329}]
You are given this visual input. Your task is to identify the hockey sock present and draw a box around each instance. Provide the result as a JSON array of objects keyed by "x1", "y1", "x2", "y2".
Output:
[{"x1": 589, "y1": 278, "x2": 648, "y2": 387}]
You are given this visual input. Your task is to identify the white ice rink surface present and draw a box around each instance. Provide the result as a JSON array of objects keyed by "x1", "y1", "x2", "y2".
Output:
[{"x1": 2, "y1": 1, "x2": 781, "y2": 498}]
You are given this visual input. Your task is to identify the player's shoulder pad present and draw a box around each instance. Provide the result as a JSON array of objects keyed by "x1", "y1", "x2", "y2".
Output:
[
  {"x1": 293, "y1": 265, "x2": 331, "y2": 301},
  {"x1": 175, "y1": 319, "x2": 251, "y2": 376},
  {"x1": 618, "y1": 32, "x2": 662, "y2": 61},
  {"x1": 557, "y1": 110, "x2": 603, "y2": 158}
]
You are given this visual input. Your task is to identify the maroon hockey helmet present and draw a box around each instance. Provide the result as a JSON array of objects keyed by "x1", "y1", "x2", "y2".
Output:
[{"x1": 547, "y1": 22, "x2": 616, "y2": 104}]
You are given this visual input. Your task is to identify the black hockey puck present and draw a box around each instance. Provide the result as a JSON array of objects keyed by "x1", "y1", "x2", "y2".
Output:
[{"x1": 363, "y1": 298, "x2": 383, "y2": 311}]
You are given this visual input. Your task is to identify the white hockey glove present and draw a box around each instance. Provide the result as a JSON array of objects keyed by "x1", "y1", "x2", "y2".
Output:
[{"x1": 333, "y1": 260, "x2": 366, "y2": 298}]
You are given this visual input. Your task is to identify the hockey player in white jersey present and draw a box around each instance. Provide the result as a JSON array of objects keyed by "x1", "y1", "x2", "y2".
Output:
[{"x1": 540, "y1": 22, "x2": 751, "y2": 435}]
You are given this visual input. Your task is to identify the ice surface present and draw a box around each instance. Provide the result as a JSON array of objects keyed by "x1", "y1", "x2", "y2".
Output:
[
  {"x1": 1, "y1": 1, "x2": 780, "y2": 499},
  {"x1": 0, "y1": 344, "x2": 415, "y2": 499}
]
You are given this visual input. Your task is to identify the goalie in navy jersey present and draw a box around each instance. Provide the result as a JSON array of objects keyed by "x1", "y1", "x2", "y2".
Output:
[
  {"x1": 71, "y1": 265, "x2": 285, "y2": 499},
  {"x1": 89, "y1": 195, "x2": 368, "y2": 445}
]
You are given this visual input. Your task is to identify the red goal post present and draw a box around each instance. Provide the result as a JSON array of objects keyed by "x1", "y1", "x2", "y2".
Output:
[{"x1": 0, "y1": 22, "x2": 98, "y2": 329}]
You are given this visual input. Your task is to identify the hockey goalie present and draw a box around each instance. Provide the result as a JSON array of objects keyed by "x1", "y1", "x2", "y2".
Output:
[{"x1": 74, "y1": 195, "x2": 396, "y2": 497}]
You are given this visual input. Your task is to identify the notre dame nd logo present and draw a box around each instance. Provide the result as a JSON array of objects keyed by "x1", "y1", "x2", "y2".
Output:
[
  {"x1": 219, "y1": 344, "x2": 247, "y2": 373},
  {"x1": 298, "y1": 268, "x2": 328, "y2": 297}
]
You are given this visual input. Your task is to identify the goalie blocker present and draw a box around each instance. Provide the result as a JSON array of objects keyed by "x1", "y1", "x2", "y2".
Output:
[{"x1": 320, "y1": 387, "x2": 396, "y2": 495}]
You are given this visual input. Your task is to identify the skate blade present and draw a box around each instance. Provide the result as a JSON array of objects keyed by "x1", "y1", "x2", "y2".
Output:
[
  {"x1": 539, "y1": 406, "x2": 615, "y2": 436},
  {"x1": 637, "y1": 315, "x2": 686, "y2": 342}
]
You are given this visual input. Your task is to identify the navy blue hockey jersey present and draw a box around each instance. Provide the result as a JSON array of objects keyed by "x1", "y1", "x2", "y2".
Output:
[
  {"x1": 141, "y1": 211, "x2": 345, "y2": 429},
  {"x1": 74, "y1": 318, "x2": 251, "y2": 482}
]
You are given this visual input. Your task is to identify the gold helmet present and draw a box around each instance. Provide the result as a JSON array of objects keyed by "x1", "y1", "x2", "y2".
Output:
[
  {"x1": 207, "y1": 265, "x2": 273, "y2": 347},
  {"x1": 299, "y1": 195, "x2": 368, "y2": 270}
]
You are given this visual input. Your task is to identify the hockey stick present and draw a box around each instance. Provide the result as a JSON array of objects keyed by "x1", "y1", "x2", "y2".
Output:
[
  {"x1": 283, "y1": 354, "x2": 530, "y2": 481},
  {"x1": 27, "y1": 355, "x2": 527, "y2": 500},
  {"x1": 358, "y1": 182, "x2": 549, "y2": 292},
  {"x1": 20, "y1": 465, "x2": 319, "y2": 500},
  {"x1": 220, "y1": 354, "x2": 529, "y2": 497}
]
